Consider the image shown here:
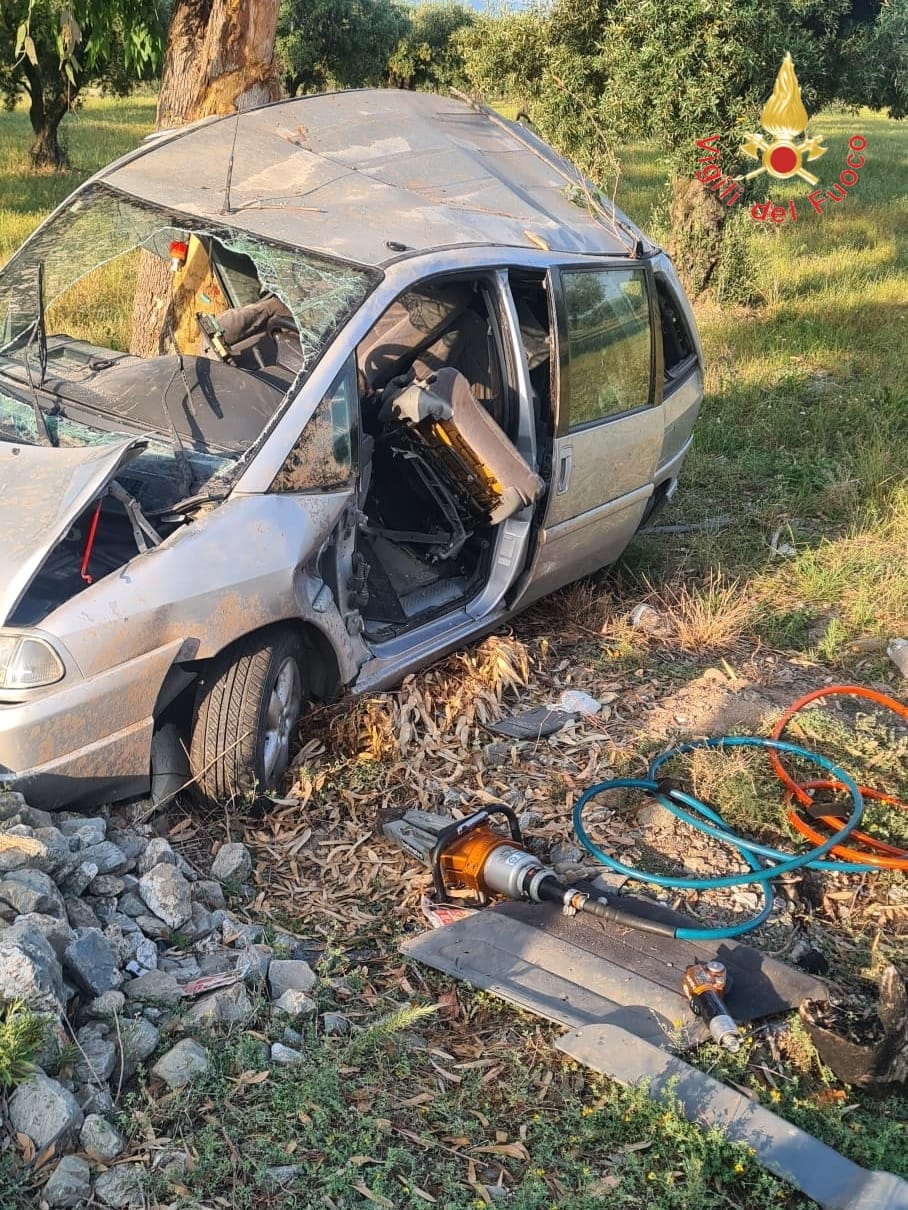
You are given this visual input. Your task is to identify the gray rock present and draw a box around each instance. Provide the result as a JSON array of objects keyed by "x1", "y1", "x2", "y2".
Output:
[
  {"x1": 60, "y1": 817, "x2": 107, "y2": 847},
  {"x1": 210, "y1": 842, "x2": 252, "y2": 884},
  {"x1": 38, "y1": 849, "x2": 86, "y2": 883},
  {"x1": 0, "y1": 922, "x2": 65, "y2": 1012},
  {"x1": 197, "y1": 952, "x2": 233, "y2": 976},
  {"x1": 133, "y1": 937, "x2": 158, "y2": 971},
  {"x1": 262, "y1": 1165, "x2": 303, "y2": 1191},
  {"x1": 0, "y1": 790, "x2": 27, "y2": 819},
  {"x1": 273, "y1": 989, "x2": 316, "y2": 1016},
  {"x1": 59, "y1": 861, "x2": 100, "y2": 898},
  {"x1": 184, "y1": 982, "x2": 253, "y2": 1027},
  {"x1": 21, "y1": 805, "x2": 57, "y2": 829},
  {"x1": 42, "y1": 1154, "x2": 91, "y2": 1208},
  {"x1": 65, "y1": 896, "x2": 103, "y2": 931},
  {"x1": 80, "y1": 1113, "x2": 125, "y2": 1160},
  {"x1": 78, "y1": 1084, "x2": 114, "y2": 1115},
  {"x1": 118, "y1": 891, "x2": 147, "y2": 918},
  {"x1": 161, "y1": 955, "x2": 201, "y2": 983},
  {"x1": 123, "y1": 969, "x2": 182, "y2": 1006},
  {"x1": 94, "y1": 1163, "x2": 145, "y2": 1208},
  {"x1": 549, "y1": 842, "x2": 583, "y2": 867},
  {"x1": 64, "y1": 928, "x2": 120, "y2": 998},
  {"x1": 134, "y1": 914, "x2": 170, "y2": 940},
  {"x1": 74, "y1": 1024, "x2": 117, "y2": 1084},
  {"x1": 151, "y1": 1038, "x2": 209, "y2": 1089},
  {"x1": 89, "y1": 874, "x2": 126, "y2": 897},
  {"x1": 222, "y1": 919, "x2": 263, "y2": 947},
  {"x1": 282, "y1": 1026, "x2": 303, "y2": 1047},
  {"x1": 184, "y1": 901, "x2": 215, "y2": 940},
  {"x1": 118, "y1": 1016, "x2": 160, "y2": 1077},
  {"x1": 138, "y1": 865, "x2": 191, "y2": 929},
  {"x1": 236, "y1": 944, "x2": 271, "y2": 988},
  {"x1": 108, "y1": 829, "x2": 147, "y2": 863},
  {"x1": 136, "y1": 837, "x2": 176, "y2": 876},
  {"x1": 6, "y1": 911, "x2": 72, "y2": 961},
  {"x1": 82, "y1": 989, "x2": 126, "y2": 1020},
  {"x1": 268, "y1": 959, "x2": 316, "y2": 1000},
  {"x1": 0, "y1": 827, "x2": 45, "y2": 874},
  {"x1": 270, "y1": 1041, "x2": 303, "y2": 1065},
  {"x1": 81, "y1": 842, "x2": 128, "y2": 876},
  {"x1": 0, "y1": 867, "x2": 66, "y2": 918},
  {"x1": 322, "y1": 1011, "x2": 351, "y2": 1036},
  {"x1": 193, "y1": 880, "x2": 226, "y2": 910},
  {"x1": 518, "y1": 809, "x2": 545, "y2": 831},
  {"x1": 8, "y1": 1072, "x2": 83, "y2": 1149}
]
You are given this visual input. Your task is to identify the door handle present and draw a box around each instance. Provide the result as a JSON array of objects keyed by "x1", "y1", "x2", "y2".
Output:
[{"x1": 556, "y1": 447, "x2": 573, "y2": 494}]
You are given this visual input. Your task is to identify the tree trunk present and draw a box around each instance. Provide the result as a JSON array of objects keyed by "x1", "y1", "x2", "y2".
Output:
[
  {"x1": 23, "y1": 61, "x2": 73, "y2": 169},
  {"x1": 158, "y1": 0, "x2": 282, "y2": 128},
  {"x1": 667, "y1": 175, "x2": 730, "y2": 300},
  {"x1": 130, "y1": 0, "x2": 282, "y2": 356}
]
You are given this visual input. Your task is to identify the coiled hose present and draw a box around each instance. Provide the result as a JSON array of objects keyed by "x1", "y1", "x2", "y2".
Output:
[
  {"x1": 769, "y1": 685, "x2": 908, "y2": 870},
  {"x1": 572, "y1": 736, "x2": 866, "y2": 941}
]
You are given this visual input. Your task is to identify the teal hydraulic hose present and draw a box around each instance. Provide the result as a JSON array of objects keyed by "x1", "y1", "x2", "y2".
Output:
[{"x1": 572, "y1": 736, "x2": 866, "y2": 941}]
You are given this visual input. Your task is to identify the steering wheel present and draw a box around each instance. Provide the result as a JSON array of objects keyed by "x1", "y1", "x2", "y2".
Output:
[{"x1": 267, "y1": 314, "x2": 299, "y2": 338}]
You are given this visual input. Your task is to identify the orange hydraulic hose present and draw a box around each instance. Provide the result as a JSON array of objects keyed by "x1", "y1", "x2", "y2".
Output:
[{"x1": 769, "y1": 685, "x2": 908, "y2": 870}]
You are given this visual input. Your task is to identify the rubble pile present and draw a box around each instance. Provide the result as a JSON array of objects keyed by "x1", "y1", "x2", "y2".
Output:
[{"x1": 0, "y1": 791, "x2": 319, "y2": 1209}]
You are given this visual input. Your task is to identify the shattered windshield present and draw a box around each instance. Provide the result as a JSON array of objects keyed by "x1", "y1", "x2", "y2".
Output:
[{"x1": 0, "y1": 183, "x2": 375, "y2": 509}]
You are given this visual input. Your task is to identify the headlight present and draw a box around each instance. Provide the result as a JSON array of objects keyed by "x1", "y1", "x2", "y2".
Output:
[{"x1": 0, "y1": 634, "x2": 65, "y2": 689}]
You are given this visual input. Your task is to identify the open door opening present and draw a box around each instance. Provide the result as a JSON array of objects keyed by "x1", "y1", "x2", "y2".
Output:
[{"x1": 355, "y1": 276, "x2": 543, "y2": 639}]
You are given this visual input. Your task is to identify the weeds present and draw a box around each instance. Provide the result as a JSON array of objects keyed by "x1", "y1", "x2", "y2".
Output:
[{"x1": 0, "y1": 1001, "x2": 49, "y2": 1088}]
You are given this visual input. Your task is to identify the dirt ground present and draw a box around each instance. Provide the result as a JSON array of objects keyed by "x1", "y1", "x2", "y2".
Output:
[{"x1": 163, "y1": 586, "x2": 908, "y2": 1086}]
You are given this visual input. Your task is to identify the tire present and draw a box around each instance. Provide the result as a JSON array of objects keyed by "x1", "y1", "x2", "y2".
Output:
[{"x1": 189, "y1": 628, "x2": 306, "y2": 807}]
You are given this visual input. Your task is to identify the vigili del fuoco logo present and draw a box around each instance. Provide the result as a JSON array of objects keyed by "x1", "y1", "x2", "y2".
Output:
[{"x1": 694, "y1": 53, "x2": 867, "y2": 224}]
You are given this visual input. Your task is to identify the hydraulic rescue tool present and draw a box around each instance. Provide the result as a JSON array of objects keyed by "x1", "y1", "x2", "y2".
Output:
[
  {"x1": 380, "y1": 804, "x2": 676, "y2": 936},
  {"x1": 682, "y1": 960, "x2": 741, "y2": 1051}
]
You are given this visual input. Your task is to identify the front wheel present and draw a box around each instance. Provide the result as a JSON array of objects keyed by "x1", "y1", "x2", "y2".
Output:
[{"x1": 189, "y1": 628, "x2": 306, "y2": 807}]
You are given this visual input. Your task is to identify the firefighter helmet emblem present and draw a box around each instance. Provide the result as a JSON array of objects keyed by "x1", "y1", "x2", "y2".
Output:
[{"x1": 741, "y1": 53, "x2": 827, "y2": 185}]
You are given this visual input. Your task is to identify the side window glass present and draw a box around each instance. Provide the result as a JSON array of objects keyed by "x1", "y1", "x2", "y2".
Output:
[
  {"x1": 563, "y1": 268, "x2": 652, "y2": 427},
  {"x1": 270, "y1": 358, "x2": 356, "y2": 492}
]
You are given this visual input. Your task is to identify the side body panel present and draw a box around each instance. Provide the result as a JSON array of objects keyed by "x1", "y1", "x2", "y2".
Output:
[{"x1": 514, "y1": 261, "x2": 664, "y2": 605}]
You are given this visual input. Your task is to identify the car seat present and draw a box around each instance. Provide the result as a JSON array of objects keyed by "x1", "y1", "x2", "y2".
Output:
[{"x1": 380, "y1": 366, "x2": 544, "y2": 525}]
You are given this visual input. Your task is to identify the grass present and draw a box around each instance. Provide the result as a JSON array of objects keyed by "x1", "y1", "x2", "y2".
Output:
[
  {"x1": 614, "y1": 109, "x2": 908, "y2": 666},
  {"x1": 0, "y1": 93, "x2": 157, "y2": 264},
  {"x1": 109, "y1": 987, "x2": 815, "y2": 1210}
]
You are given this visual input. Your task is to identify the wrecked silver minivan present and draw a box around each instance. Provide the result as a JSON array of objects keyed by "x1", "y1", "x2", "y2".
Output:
[{"x1": 0, "y1": 90, "x2": 703, "y2": 810}]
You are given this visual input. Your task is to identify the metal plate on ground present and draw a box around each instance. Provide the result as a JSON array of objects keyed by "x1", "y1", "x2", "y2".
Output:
[{"x1": 403, "y1": 894, "x2": 828, "y2": 1049}]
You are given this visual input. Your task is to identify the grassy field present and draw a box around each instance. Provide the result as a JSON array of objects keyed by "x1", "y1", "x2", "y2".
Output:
[
  {"x1": 1, "y1": 97, "x2": 906, "y2": 1209},
  {"x1": 614, "y1": 111, "x2": 908, "y2": 669}
]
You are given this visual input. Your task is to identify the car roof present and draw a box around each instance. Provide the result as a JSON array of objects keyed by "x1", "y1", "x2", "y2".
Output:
[{"x1": 101, "y1": 89, "x2": 647, "y2": 268}]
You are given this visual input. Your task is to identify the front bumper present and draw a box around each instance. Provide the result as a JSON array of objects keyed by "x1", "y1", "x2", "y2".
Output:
[{"x1": 0, "y1": 639, "x2": 184, "y2": 810}]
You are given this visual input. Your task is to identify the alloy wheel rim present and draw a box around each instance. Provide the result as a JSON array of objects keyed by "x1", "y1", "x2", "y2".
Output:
[{"x1": 262, "y1": 657, "x2": 302, "y2": 783}]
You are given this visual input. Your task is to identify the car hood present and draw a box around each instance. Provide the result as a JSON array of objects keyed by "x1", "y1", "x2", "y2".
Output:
[{"x1": 0, "y1": 437, "x2": 145, "y2": 624}]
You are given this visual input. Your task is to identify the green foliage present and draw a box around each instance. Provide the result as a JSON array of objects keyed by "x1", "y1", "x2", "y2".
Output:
[
  {"x1": 276, "y1": 0, "x2": 408, "y2": 96},
  {"x1": 0, "y1": 1000, "x2": 50, "y2": 1088},
  {"x1": 0, "y1": 0, "x2": 164, "y2": 166},
  {"x1": 386, "y1": 1, "x2": 475, "y2": 92},
  {"x1": 275, "y1": 0, "x2": 475, "y2": 99},
  {"x1": 854, "y1": 0, "x2": 908, "y2": 117},
  {"x1": 464, "y1": 0, "x2": 906, "y2": 296}
]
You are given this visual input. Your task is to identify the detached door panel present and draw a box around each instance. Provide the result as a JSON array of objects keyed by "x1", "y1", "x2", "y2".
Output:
[{"x1": 525, "y1": 263, "x2": 663, "y2": 600}]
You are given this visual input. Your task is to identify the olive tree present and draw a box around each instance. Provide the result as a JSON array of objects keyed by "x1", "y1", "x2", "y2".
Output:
[
  {"x1": 386, "y1": 1, "x2": 474, "y2": 92},
  {"x1": 463, "y1": 0, "x2": 906, "y2": 296},
  {"x1": 276, "y1": 0, "x2": 408, "y2": 97},
  {"x1": 0, "y1": 0, "x2": 165, "y2": 167}
]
